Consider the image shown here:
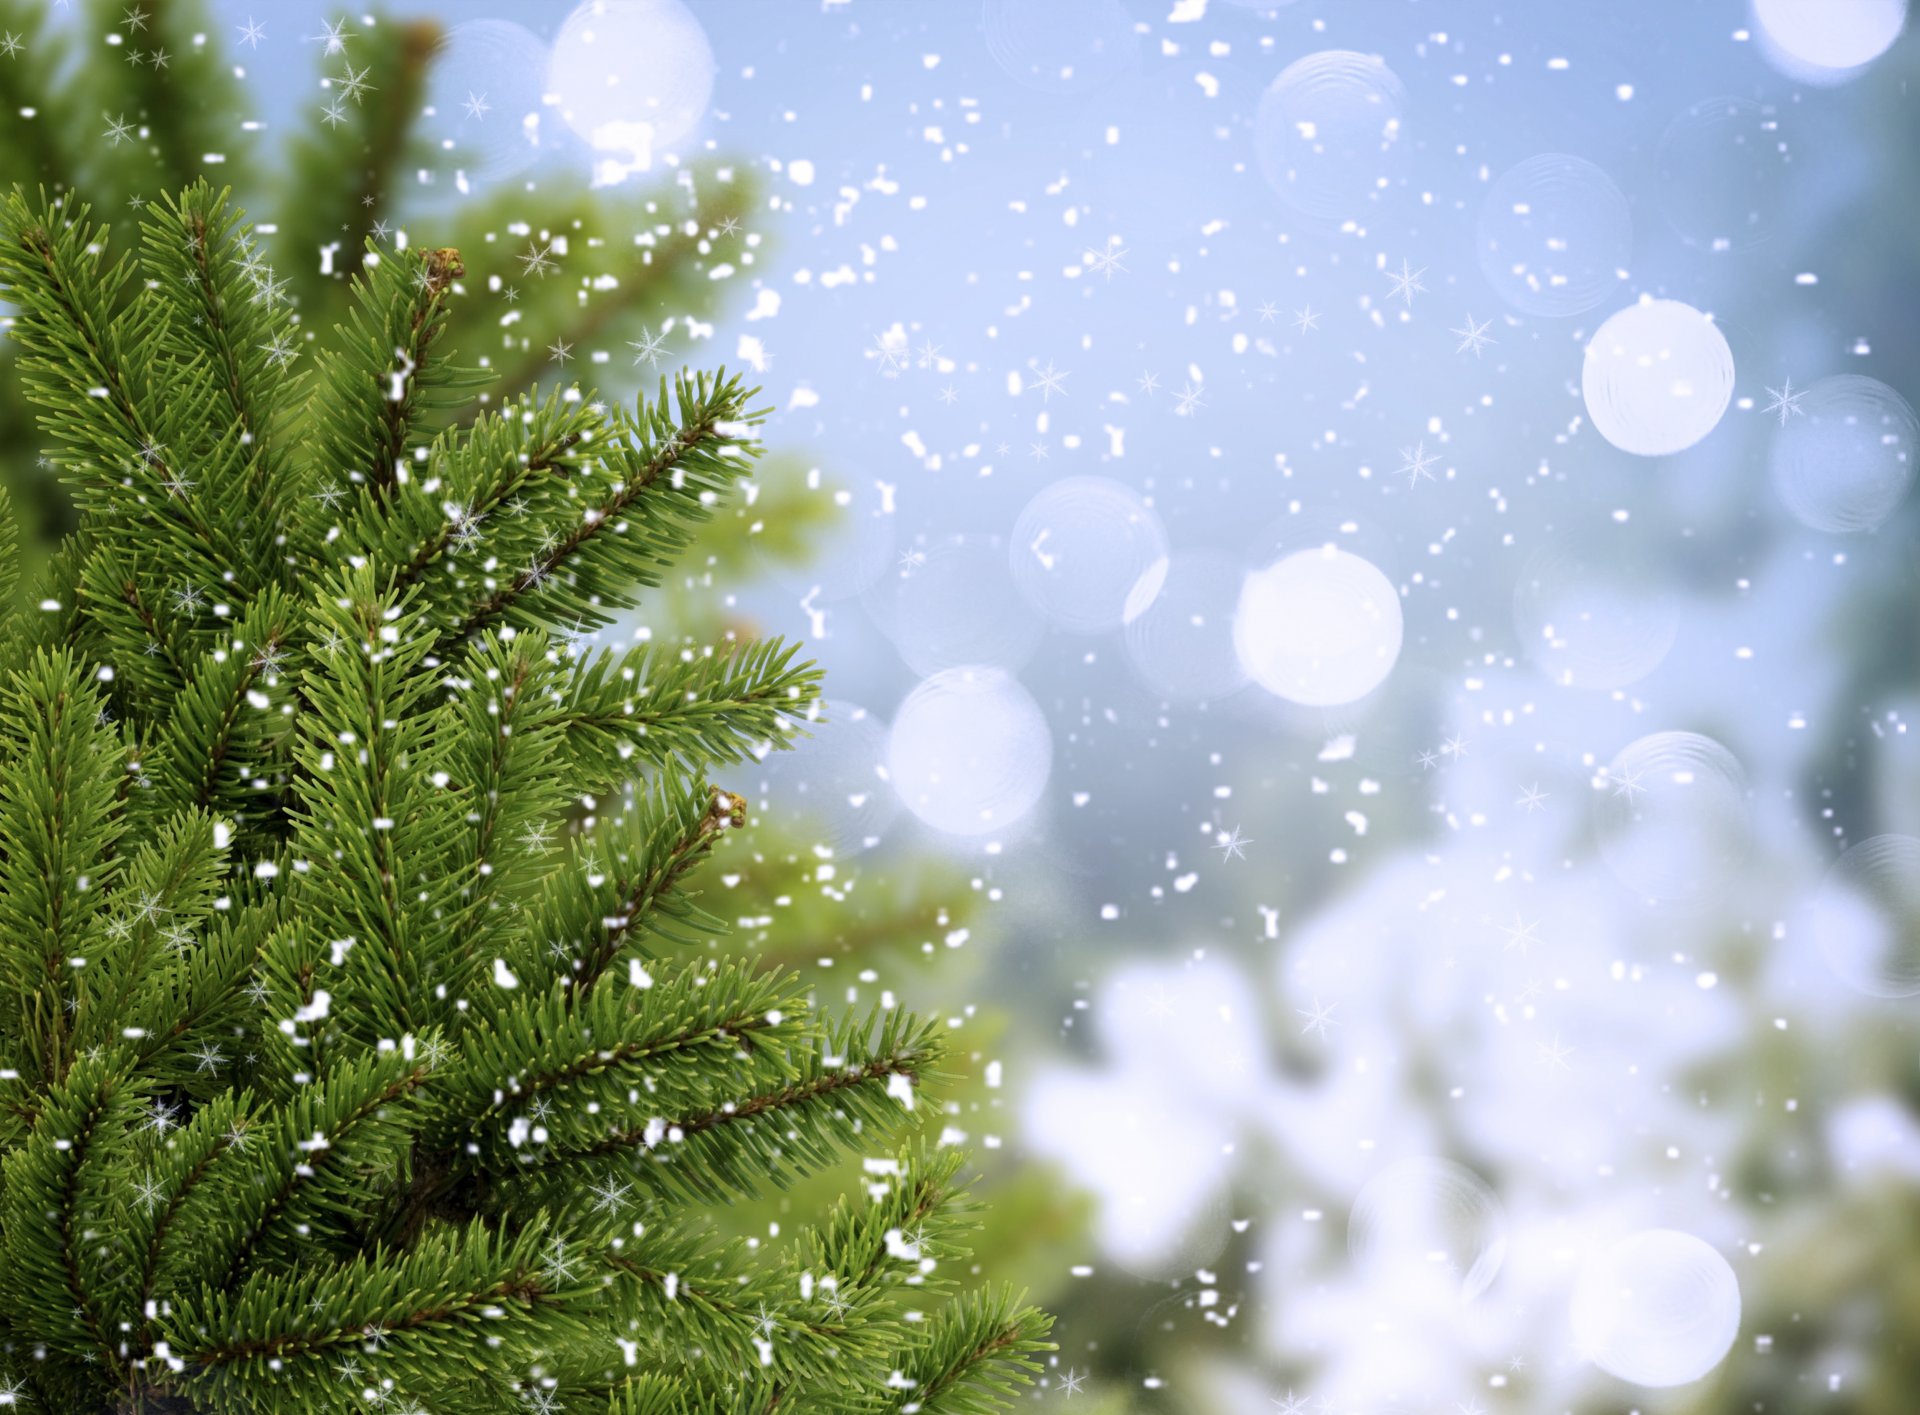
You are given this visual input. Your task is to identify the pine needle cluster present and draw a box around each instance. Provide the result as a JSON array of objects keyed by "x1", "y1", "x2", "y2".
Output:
[
  {"x1": 0, "y1": 182, "x2": 1051, "y2": 1415},
  {"x1": 0, "y1": 0, "x2": 761, "y2": 599}
]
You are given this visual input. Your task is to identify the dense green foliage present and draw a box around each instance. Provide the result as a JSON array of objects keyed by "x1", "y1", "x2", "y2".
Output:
[
  {"x1": 0, "y1": 0, "x2": 764, "y2": 599},
  {"x1": 0, "y1": 183, "x2": 1051, "y2": 1415}
]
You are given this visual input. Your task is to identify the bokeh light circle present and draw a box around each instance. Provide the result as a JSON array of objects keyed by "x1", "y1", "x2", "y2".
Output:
[
  {"x1": 981, "y1": 0, "x2": 1138, "y2": 95},
  {"x1": 1595, "y1": 731, "x2": 1750, "y2": 909},
  {"x1": 1010, "y1": 477, "x2": 1168, "y2": 635},
  {"x1": 762, "y1": 700, "x2": 898, "y2": 856},
  {"x1": 1752, "y1": 0, "x2": 1907, "y2": 80},
  {"x1": 887, "y1": 667, "x2": 1051, "y2": 837},
  {"x1": 1513, "y1": 545, "x2": 1679, "y2": 689},
  {"x1": 1477, "y1": 154, "x2": 1632, "y2": 318},
  {"x1": 1657, "y1": 98, "x2": 1793, "y2": 251},
  {"x1": 1122, "y1": 550, "x2": 1250, "y2": 703},
  {"x1": 1769, "y1": 374, "x2": 1918, "y2": 534},
  {"x1": 1234, "y1": 547, "x2": 1403, "y2": 707},
  {"x1": 420, "y1": 21, "x2": 550, "y2": 183},
  {"x1": 1347, "y1": 1157, "x2": 1508, "y2": 1303},
  {"x1": 1807, "y1": 834, "x2": 1920, "y2": 997},
  {"x1": 881, "y1": 535, "x2": 1043, "y2": 677},
  {"x1": 1582, "y1": 299, "x2": 1736, "y2": 457},
  {"x1": 1571, "y1": 1229, "x2": 1741, "y2": 1388},
  {"x1": 1253, "y1": 51, "x2": 1409, "y2": 222},
  {"x1": 547, "y1": 0, "x2": 714, "y2": 172}
]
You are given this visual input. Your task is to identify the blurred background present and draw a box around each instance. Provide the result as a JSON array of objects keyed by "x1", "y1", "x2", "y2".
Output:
[{"x1": 4, "y1": 0, "x2": 1920, "y2": 1411}]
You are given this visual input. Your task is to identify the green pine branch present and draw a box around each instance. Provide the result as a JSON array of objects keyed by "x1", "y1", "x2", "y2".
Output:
[
  {"x1": 75, "y1": 541, "x2": 195, "y2": 712},
  {"x1": 302, "y1": 240, "x2": 478, "y2": 516},
  {"x1": 0, "y1": 12, "x2": 768, "y2": 624},
  {"x1": 567, "y1": 1008, "x2": 947, "y2": 1209},
  {"x1": 68, "y1": 804, "x2": 229, "y2": 1060},
  {"x1": 0, "y1": 190, "x2": 259, "y2": 598},
  {"x1": 116, "y1": 884, "x2": 275, "y2": 1096},
  {"x1": 558, "y1": 636, "x2": 821, "y2": 787},
  {"x1": 594, "y1": 1236, "x2": 884, "y2": 1400},
  {"x1": 0, "y1": 485, "x2": 17, "y2": 607},
  {"x1": 134, "y1": 587, "x2": 299, "y2": 833},
  {"x1": 156, "y1": 1046, "x2": 435, "y2": 1299},
  {"x1": 339, "y1": 388, "x2": 599, "y2": 616},
  {"x1": 0, "y1": 647, "x2": 128, "y2": 1090},
  {"x1": 138, "y1": 184, "x2": 305, "y2": 562},
  {"x1": 506, "y1": 775, "x2": 740, "y2": 997},
  {"x1": 0, "y1": 190, "x2": 150, "y2": 478},
  {"x1": 431, "y1": 626, "x2": 578, "y2": 948},
  {"x1": 279, "y1": 568, "x2": 469, "y2": 1052},
  {"x1": 0, "y1": 182, "x2": 1052, "y2": 1415},
  {"x1": 162, "y1": 1214, "x2": 587, "y2": 1413},
  {"x1": 0, "y1": 1052, "x2": 141, "y2": 1379},
  {"x1": 419, "y1": 957, "x2": 802, "y2": 1173},
  {"x1": 438, "y1": 370, "x2": 771, "y2": 649},
  {"x1": 874, "y1": 1286, "x2": 1056, "y2": 1415}
]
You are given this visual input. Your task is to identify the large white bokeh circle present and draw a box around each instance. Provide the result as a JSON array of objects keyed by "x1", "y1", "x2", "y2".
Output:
[
  {"x1": 1513, "y1": 546, "x2": 1679, "y2": 690},
  {"x1": 422, "y1": 21, "x2": 551, "y2": 183},
  {"x1": 1594, "y1": 730, "x2": 1750, "y2": 910},
  {"x1": 981, "y1": 0, "x2": 1137, "y2": 95},
  {"x1": 1655, "y1": 98, "x2": 1793, "y2": 251},
  {"x1": 1253, "y1": 50, "x2": 1409, "y2": 223},
  {"x1": 763, "y1": 700, "x2": 899, "y2": 856},
  {"x1": 1583, "y1": 299, "x2": 1735, "y2": 457},
  {"x1": 1010, "y1": 476, "x2": 1167, "y2": 635},
  {"x1": 1234, "y1": 548, "x2": 1403, "y2": 707},
  {"x1": 1477, "y1": 154, "x2": 1632, "y2": 318},
  {"x1": 1122, "y1": 550, "x2": 1250, "y2": 703},
  {"x1": 1807, "y1": 834, "x2": 1920, "y2": 997},
  {"x1": 1347, "y1": 1157, "x2": 1508, "y2": 1303},
  {"x1": 1769, "y1": 374, "x2": 1918, "y2": 534},
  {"x1": 1753, "y1": 0, "x2": 1906, "y2": 77},
  {"x1": 887, "y1": 667, "x2": 1051, "y2": 837},
  {"x1": 547, "y1": 0, "x2": 714, "y2": 170},
  {"x1": 1571, "y1": 1230, "x2": 1741, "y2": 1388}
]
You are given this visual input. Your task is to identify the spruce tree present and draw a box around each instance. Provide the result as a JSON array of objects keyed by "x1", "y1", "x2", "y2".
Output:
[{"x1": 0, "y1": 182, "x2": 1051, "y2": 1414}]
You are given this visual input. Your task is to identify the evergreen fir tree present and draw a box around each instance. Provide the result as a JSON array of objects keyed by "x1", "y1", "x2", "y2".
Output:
[
  {"x1": 0, "y1": 181, "x2": 1051, "y2": 1414},
  {"x1": 0, "y1": 7, "x2": 1083, "y2": 1402}
]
